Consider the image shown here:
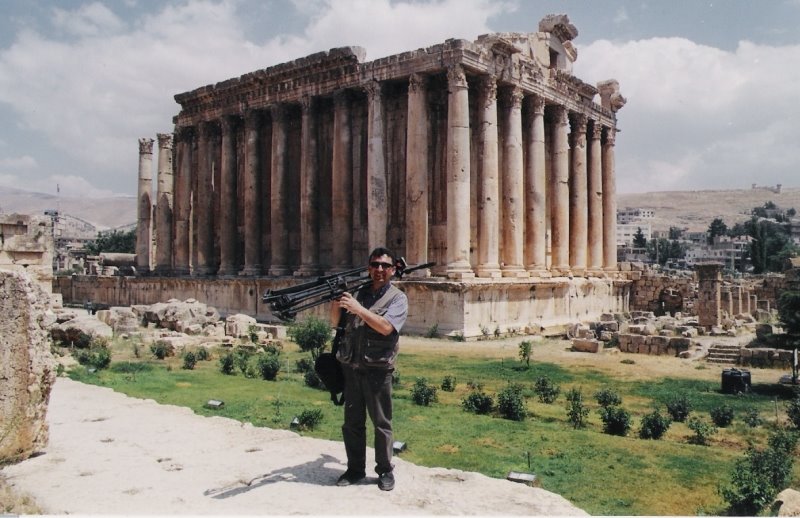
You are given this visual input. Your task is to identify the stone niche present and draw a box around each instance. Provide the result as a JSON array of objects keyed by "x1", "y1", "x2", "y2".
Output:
[{"x1": 0, "y1": 269, "x2": 56, "y2": 463}]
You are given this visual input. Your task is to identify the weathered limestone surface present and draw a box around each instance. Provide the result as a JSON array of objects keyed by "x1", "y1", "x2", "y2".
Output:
[{"x1": 0, "y1": 269, "x2": 55, "y2": 463}]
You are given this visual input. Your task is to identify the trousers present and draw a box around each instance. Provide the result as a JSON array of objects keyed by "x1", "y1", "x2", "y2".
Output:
[{"x1": 341, "y1": 365, "x2": 394, "y2": 475}]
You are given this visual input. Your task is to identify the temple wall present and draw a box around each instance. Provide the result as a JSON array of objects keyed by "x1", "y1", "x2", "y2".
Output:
[{"x1": 54, "y1": 275, "x2": 630, "y2": 338}]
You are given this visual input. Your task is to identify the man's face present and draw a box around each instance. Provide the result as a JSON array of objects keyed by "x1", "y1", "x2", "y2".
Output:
[{"x1": 368, "y1": 254, "x2": 395, "y2": 289}]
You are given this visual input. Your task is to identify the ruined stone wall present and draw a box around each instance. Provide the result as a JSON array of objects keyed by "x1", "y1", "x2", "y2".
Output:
[
  {"x1": 0, "y1": 269, "x2": 55, "y2": 463},
  {"x1": 629, "y1": 270, "x2": 696, "y2": 315}
]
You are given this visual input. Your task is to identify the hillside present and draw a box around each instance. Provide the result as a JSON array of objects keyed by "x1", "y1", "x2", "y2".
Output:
[
  {"x1": 1, "y1": 185, "x2": 797, "y2": 234},
  {"x1": 617, "y1": 186, "x2": 800, "y2": 232}
]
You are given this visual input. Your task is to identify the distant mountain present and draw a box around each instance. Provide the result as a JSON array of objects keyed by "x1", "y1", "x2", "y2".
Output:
[
  {"x1": 0, "y1": 186, "x2": 135, "y2": 230},
  {"x1": 617, "y1": 186, "x2": 800, "y2": 232}
]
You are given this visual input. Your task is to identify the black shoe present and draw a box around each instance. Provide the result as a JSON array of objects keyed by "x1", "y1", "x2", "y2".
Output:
[
  {"x1": 378, "y1": 471, "x2": 395, "y2": 491},
  {"x1": 336, "y1": 469, "x2": 366, "y2": 486}
]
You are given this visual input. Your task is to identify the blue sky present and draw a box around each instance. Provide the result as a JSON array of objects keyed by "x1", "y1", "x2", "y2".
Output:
[{"x1": 1, "y1": 0, "x2": 800, "y2": 197}]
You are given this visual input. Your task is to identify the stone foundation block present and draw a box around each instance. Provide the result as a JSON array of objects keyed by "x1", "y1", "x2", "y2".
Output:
[{"x1": 572, "y1": 338, "x2": 601, "y2": 353}]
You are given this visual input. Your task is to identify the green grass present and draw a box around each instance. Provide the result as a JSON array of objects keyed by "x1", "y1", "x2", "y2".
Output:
[{"x1": 65, "y1": 338, "x2": 800, "y2": 516}]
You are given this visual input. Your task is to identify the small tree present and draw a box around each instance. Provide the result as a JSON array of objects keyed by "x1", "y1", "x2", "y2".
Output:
[
  {"x1": 687, "y1": 417, "x2": 717, "y2": 446},
  {"x1": 411, "y1": 378, "x2": 437, "y2": 406},
  {"x1": 639, "y1": 409, "x2": 672, "y2": 440},
  {"x1": 594, "y1": 387, "x2": 622, "y2": 408},
  {"x1": 288, "y1": 316, "x2": 332, "y2": 361},
  {"x1": 599, "y1": 406, "x2": 632, "y2": 436},
  {"x1": 666, "y1": 394, "x2": 692, "y2": 422},
  {"x1": 566, "y1": 387, "x2": 589, "y2": 429},
  {"x1": 498, "y1": 384, "x2": 526, "y2": 421},
  {"x1": 518, "y1": 340, "x2": 533, "y2": 368},
  {"x1": 534, "y1": 376, "x2": 560, "y2": 404},
  {"x1": 632, "y1": 227, "x2": 647, "y2": 248}
]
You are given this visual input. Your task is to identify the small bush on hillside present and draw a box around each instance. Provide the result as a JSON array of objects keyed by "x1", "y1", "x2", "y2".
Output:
[
  {"x1": 534, "y1": 376, "x2": 560, "y2": 404},
  {"x1": 666, "y1": 394, "x2": 692, "y2": 422},
  {"x1": 743, "y1": 408, "x2": 763, "y2": 428},
  {"x1": 710, "y1": 404, "x2": 735, "y2": 427},
  {"x1": 288, "y1": 316, "x2": 331, "y2": 360},
  {"x1": 441, "y1": 375, "x2": 457, "y2": 392},
  {"x1": 594, "y1": 387, "x2": 622, "y2": 408},
  {"x1": 182, "y1": 351, "x2": 197, "y2": 370},
  {"x1": 248, "y1": 352, "x2": 281, "y2": 381},
  {"x1": 295, "y1": 357, "x2": 314, "y2": 373},
  {"x1": 498, "y1": 384, "x2": 526, "y2": 421},
  {"x1": 786, "y1": 394, "x2": 800, "y2": 429},
  {"x1": 599, "y1": 406, "x2": 632, "y2": 436},
  {"x1": 687, "y1": 418, "x2": 717, "y2": 446},
  {"x1": 566, "y1": 387, "x2": 590, "y2": 429},
  {"x1": 219, "y1": 352, "x2": 235, "y2": 375},
  {"x1": 411, "y1": 378, "x2": 438, "y2": 406},
  {"x1": 639, "y1": 410, "x2": 672, "y2": 440},
  {"x1": 196, "y1": 347, "x2": 211, "y2": 361},
  {"x1": 304, "y1": 369, "x2": 324, "y2": 389},
  {"x1": 296, "y1": 409, "x2": 324, "y2": 431},
  {"x1": 720, "y1": 429, "x2": 799, "y2": 516},
  {"x1": 462, "y1": 391, "x2": 494, "y2": 415},
  {"x1": 235, "y1": 348, "x2": 253, "y2": 374},
  {"x1": 518, "y1": 340, "x2": 533, "y2": 367},
  {"x1": 150, "y1": 341, "x2": 171, "y2": 360},
  {"x1": 74, "y1": 346, "x2": 111, "y2": 370}
]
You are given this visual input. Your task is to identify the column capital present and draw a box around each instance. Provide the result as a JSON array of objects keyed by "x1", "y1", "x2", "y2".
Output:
[
  {"x1": 300, "y1": 94, "x2": 314, "y2": 112},
  {"x1": 197, "y1": 120, "x2": 212, "y2": 138},
  {"x1": 244, "y1": 109, "x2": 262, "y2": 129},
  {"x1": 477, "y1": 74, "x2": 497, "y2": 106},
  {"x1": 590, "y1": 119, "x2": 603, "y2": 140},
  {"x1": 138, "y1": 137, "x2": 154, "y2": 155},
  {"x1": 446, "y1": 64, "x2": 468, "y2": 89},
  {"x1": 333, "y1": 88, "x2": 350, "y2": 107},
  {"x1": 526, "y1": 94, "x2": 545, "y2": 115},
  {"x1": 502, "y1": 85, "x2": 524, "y2": 109},
  {"x1": 175, "y1": 125, "x2": 193, "y2": 142},
  {"x1": 156, "y1": 132, "x2": 173, "y2": 151},
  {"x1": 551, "y1": 104, "x2": 568, "y2": 125},
  {"x1": 363, "y1": 79, "x2": 382, "y2": 100},
  {"x1": 220, "y1": 113, "x2": 240, "y2": 133},
  {"x1": 569, "y1": 113, "x2": 588, "y2": 147},
  {"x1": 270, "y1": 103, "x2": 287, "y2": 123},
  {"x1": 408, "y1": 73, "x2": 428, "y2": 94},
  {"x1": 603, "y1": 126, "x2": 617, "y2": 147}
]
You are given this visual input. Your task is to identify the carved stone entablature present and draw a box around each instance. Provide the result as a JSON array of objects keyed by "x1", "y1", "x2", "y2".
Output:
[
  {"x1": 538, "y1": 14, "x2": 578, "y2": 43},
  {"x1": 597, "y1": 79, "x2": 627, "y2": 112}
]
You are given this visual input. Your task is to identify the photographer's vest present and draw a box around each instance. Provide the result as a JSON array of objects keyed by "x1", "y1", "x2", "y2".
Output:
[{"x1": 336, "y1": 284, "x2": 402, "y2": 370}]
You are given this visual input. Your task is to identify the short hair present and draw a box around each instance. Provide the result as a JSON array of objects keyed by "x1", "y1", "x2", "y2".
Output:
[{"x1": 368, "y1": 246, "x2": 396, "y2": 264}]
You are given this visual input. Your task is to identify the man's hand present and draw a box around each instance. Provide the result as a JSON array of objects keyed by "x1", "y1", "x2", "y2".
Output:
[
  {"x1": 333, "y1": 292, "x2": 394, "y2": 336},
  {"x1": 335, "y1": 292, "x2": 364, "y2": 317}
]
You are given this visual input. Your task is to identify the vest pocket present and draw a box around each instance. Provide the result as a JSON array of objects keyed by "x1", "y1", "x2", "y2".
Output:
[{"x1": 363, "y1": 338, "x2": 397, "y2": 368}]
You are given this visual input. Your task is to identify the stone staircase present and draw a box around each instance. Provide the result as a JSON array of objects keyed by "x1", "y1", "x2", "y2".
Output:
[{"x1": 706, "y1": 343, "x2": 742, "y2": 365}]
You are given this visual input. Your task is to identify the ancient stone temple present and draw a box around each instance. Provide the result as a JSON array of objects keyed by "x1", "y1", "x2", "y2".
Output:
[{"x1": 126, "y1": 14, "x2": 630, "y2": 336}]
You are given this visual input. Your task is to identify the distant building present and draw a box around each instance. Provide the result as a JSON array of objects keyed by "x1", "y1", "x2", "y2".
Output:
[
  {"x1": 616, "y1": 222, "x2": 651, "y2": 246},
  {"x1": 617, "y1": 207, "x2": 655, "y2": 224},
  {"x1": 684, "y1": 235, "x2": 752, "y2": 270}
]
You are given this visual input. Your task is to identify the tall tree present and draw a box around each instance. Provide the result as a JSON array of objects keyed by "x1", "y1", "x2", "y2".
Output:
[
  {"x1": 707, "y1": 218, "x2": 727, "y2": 244},
  {"x1": 632, "y1": 227, "x2": 647, "y2": 248}
]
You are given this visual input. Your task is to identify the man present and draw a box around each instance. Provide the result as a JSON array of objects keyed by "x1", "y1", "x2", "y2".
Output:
[{"x1": 330, "y1": 247, "x2": 408, "y2": 491}]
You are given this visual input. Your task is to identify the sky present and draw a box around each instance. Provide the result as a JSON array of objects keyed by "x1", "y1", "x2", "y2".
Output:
[{"x1": 1, "y1": 0, "x2": 800, "y2": 198}]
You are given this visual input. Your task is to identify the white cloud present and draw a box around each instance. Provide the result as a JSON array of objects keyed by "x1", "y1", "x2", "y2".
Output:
[
  {"x1": 0, "y1": 155, "x2": 37, "y2": 169},
  {"x1": 51, "y1": 2, "x2": 124, "y2": 37}
]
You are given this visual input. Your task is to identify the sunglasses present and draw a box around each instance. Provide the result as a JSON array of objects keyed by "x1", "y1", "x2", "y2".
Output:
[{"x1": 369, "y1": 261, "x2": 395, "y2": 270}]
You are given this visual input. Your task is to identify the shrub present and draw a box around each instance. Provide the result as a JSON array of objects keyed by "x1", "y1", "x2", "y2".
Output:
[
  {"x1": 639, "y1": 410, "x2": 672, "y2": 440},
  {"x1": 599, "y1": 406, "x2": 632, "y2": 436},
  {"x1": 466, "y1": 380, "x2": 484, "y2": 391},
  {"x1": 533, "y1": 376, "x2": 560, "y2": 404},
  {"x1": 743, "y1": 408, "x2": 763, "y2": 428},
  {"x1": 196, "y1": 347, "x2": 211, "y2": 361},
  {"x1": 566, "y1": 387, "x2": 590, "y2": 429},
  {"x1": 304, "y1": 369, "x2": 324, "y2": 389},
  {"x1": 74, "y1": 346, "x2": 111, "y2": 370},
  {"x1": 250, "y1": 352, "x2": 281, "y2": 381},
  {"x1": 296, "y1": 409, "x2": 324, "y2": 431},
  {"x1": 710, "y1": 404, "x2": 735, "y2": 427},
  {"x1": 518, "y1": 340, "x2": 533, "y2": 367},
  {"x1": 295, "y1": 357, "x2": 314, "y2": 373},
  {"x1": 594, "y1": 387, "x2": 622, "y2": 408},
  {"x1": 687, "y1": 417, "x2": 717, "y2": 446},
  {"x1": 720, "y1": 430, "x2": 799, "y2": 516},
  {"x1": 411, "y1": 378, "x2": 438, "y2": 406},
  {"x1": 666, "y1": 394, "x2": 692, "y2": 422},
  {"x1": 219, "y1": 352, "x2": 235, "y2": 375},
  {"x1": 498, "y1": 384, "x2": 526, "y2": 421},
  {"x1": 288, "y1": 316, "x2": 331, "y2": 360},
  {"x1": 461, "y1": 391, "x2": 494, "y2": 415},
  {"x1": 150, "y1": 341, "x2": 171, "y2": 360},
  {"x1": 424, "y1": 323, "x2": 439, "y2": 338},
  {"x1": 182, "y1": 351, "x2": 197, "y2": 370},
  {"x1": 247, "y1": 324, "x2": 260, "y2": 343},
  {"x1": 441, "y1": 375, "x2": 456, "y2": 392},
  {"x1": 787, "y1": 394, "x2": 800, "y2": 429},
  {"x1": 235, "y1": 348, "x2": 253, "y2": 374}
]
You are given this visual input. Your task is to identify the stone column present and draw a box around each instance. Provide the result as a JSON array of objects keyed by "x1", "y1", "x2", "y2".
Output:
[
  {"x1": 501, "y1": 86, "x2": 526, "y2": 277},
  {"x1": 240, "y1": 109, "x2": 262, "y2": 276},
  {"x1": 568, "y1": 114, "x2": 588, "y2": 274},
  {"x1": 194, "y1": 121, "x2": 213, "y2": 276},
  {"x1": 551, "y1": 106, "x2": 570, "y2": 272},
  {"x1": 332, "y1": 90, "x2": 354, "y2": 271},
  {"x1": 445, "y1": 65, "x2": 474, "y2": 278},
  {"x1": 136, "y1": 137, "x2": 154, "y2": 273},
  {"x1": 405, "y1": 74, "x2": 431, "y2": 274},
  {"x1": 218, "y1": 115, "x2": 239, "y2": 276},
  {"x1": 296, "y1": 96, "x2": 320, "y2": 277},
  {"x1": 173, "y1": 127, "x2": 192, "y2": 276},
  {"x1": 365, "y1": 80, "x2": 387, "y2": 250},
  {"x1": 587, "y1": 121, "x2": 604, "y2": 271},
  {"x1": 602, "y1": 127, "x2": 618, "y2": 270},
  {"x1": 154, "y1": 133, "x2": 174, "y2": 274},
  {"x1": 269, "y1": 105, "x2": 290, "y2": 276},
  {"x1": 524, "y1": 95, "x2": 547, "y2": 274},
  {"x1": 696, "y1": 263, "x2": 723, "y2": 328},
  {"x1": 475, "y1": 75, "x2": 501, "y2": 278}
]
